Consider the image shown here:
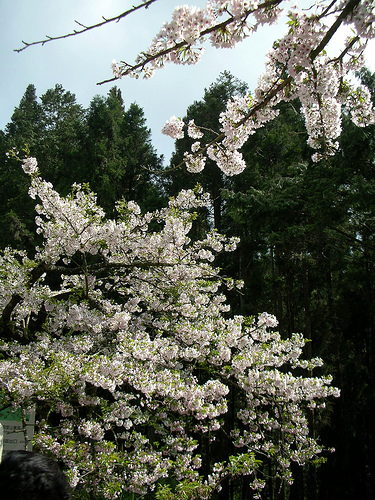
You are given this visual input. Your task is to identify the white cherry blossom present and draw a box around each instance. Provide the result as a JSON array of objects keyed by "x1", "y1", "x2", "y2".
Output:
[{"x1": 0, "y1": 166, "x2": 339, "y2": 497}]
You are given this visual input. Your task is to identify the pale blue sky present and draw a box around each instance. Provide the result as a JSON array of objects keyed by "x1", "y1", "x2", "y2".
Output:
[{"x1": 1, "y1": 0, "x2": 374, "y2": 163}]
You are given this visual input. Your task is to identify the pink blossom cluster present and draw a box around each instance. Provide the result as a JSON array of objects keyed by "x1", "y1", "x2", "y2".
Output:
[
  {"x1": 22, "y1": 156, "x2": 39, "y2": 175},
  {"x1": 214, "y1": 2, "x2": 375, "y2": 165},
  {"x1": 207, "y1": 145, "x2": 247, "y2": 175},
  {"x1": 114, "y1": 0, "x2": 375, "y2": 173},
  {"x1": 161, "y1": 114, "x2": 184, "y2": 139},
  {"x1": 183, "y1": 152, "x2": 206, "y2": 173},
  {"x1": 112, "y1": 0, "x2": 284, "y2": 79},
  {"x1": 344, "y1": 0, "x2": 375, "y2": 38},
  {"x1": 187, "y1": 119, "x2": 204, "y2": 139},
  {"x1": 111, "y1": 59, "x2": 121, "y2": 79},
  {"x1": 135, "y1": 4, "x2": 213, "y2": 78},
  {"x1": 0, "y1": 165, "x2": 339, "y2": 498}
]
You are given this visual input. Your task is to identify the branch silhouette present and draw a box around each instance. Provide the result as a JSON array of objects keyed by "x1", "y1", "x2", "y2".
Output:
[{"x1": 14, "y1": 0, "x2": 158, "y2": 53}]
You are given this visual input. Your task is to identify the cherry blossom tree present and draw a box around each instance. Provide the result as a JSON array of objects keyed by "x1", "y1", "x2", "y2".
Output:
[
  {"x1": 108, "y1": 0, "x2": 375, "y2": 171},
  {"x1": 0, "y1": 157, "x2": 339, "y2": 498}
]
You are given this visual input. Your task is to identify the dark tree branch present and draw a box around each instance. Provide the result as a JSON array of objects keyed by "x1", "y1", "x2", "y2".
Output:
[
  {"x1": 0, "y1": 258, "x2": 183, "y2": 330},
  {"x1": 1, "y1": 294, "x2": 23, "y2": 328},
  {"x1": 310, "y1": 0, "x2": 361, "y2": 60},
  {"x1": 1, "y1": 262, "x2": 47, "y2": 334},
  {"x1": 96, "y1": 0, "x2": 361, "y2": 86},
  {"x1": 48, "y1": 259, "x2": 179, "y2": 277},
  {"x1": 14, "y1": 0, "x2": 159, "y2": 53}
]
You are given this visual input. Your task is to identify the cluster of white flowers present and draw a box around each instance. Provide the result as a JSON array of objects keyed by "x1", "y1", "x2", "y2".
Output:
[
  {"x1": 22, "y1": 156, "x2": 38, "y2": 174},
  {"x1": 187, "y1": 119, "x2": 204, "y2": 139},
  {"x1": 113, "y1": 0, "x2": 375, "y2": 172},
  {"x1": 183, "y1": 152, "x2": 206, "y2": 172},
  {"x1": 0, "y1": 166, "x2": 340, "y2": 497},
  {"x1": 161, "y1": 114, "x2": 184, "y2": 139},
  {"x1": 207, "y1": 145, "x2": 247, "y2": 175}
]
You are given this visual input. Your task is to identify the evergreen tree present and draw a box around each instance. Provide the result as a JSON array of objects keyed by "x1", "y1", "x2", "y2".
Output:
[
  {"x1": 0, "y1": 85, "x2": 44, "y2": 248},
  {"x1": 168, "y1": 71, "x2": 248, "y2": 233},
  {"x1": 0, "y1": 84, "x2": 166, "y2": 248},
  {"x1": 37, "y1": 84, "x2": 86, "y2": 192},
  {"x1": 85, "y1": 87, "x2": 165, "y2": 214},
  {"x1": 5, "y1": 84, "x2": 43, "y2": 147}
]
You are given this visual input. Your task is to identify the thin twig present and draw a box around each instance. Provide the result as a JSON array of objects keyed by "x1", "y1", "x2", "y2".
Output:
[{"x1": 14, "y1": 0, "x2": 158, "y2": 53}]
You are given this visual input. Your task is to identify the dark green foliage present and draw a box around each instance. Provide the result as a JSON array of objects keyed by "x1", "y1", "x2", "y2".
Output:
[
  {"x1": 5, "y1": 84, "x2": 44, "y2": 146},
  {"x1": 85, "y1": 88, "x2": 165, "y2": 214},
  {"x1": 0, "y1": 85, "x2": 44, "y2": 248},
  {"x1": 0, "y1": 84, "x2": 166, "y2": 249},
  {"x1": 168, "y1": 71, "x2": 249, "y2": 234},
  {"x1": 37, "y1": 84, "x2": 87, "y2": 192},
  {"x1": 167, "y1": 71, "x2": 375, "y2": 499}
]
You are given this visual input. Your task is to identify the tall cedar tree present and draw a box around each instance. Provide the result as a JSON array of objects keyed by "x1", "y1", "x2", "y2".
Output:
[{"x1": 0, "y1": 85, "x2": 165, "y2": 249}]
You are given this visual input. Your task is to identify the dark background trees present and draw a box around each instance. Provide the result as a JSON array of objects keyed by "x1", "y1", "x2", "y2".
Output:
[
  {"x1": 0, "y1": 84, "x2": 166, "y2": 250},
  {"x1": 1, "y1": 72, "x2": 374, "y2": 498},
  {"x1": 84, "y1": 88, "x2": 164, "y2": 214},
  {"x1": 166, "y1": 71, "x2": 375, "y2": 500}
]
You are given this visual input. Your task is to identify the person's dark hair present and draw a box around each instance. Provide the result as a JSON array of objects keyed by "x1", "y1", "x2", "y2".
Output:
[{"x1": 0, "y1": 450, "x2": 72, "y2": 500}]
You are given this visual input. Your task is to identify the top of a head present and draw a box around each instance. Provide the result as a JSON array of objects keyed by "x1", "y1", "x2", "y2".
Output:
[{"x1": 0, "y1": 450, "x2": 71, "y2": 500}]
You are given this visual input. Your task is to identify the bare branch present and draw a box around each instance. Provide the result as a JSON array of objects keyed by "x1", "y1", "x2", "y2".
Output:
[{"x1": 14, "y1": 0, "x2": 159, "y2": 53}]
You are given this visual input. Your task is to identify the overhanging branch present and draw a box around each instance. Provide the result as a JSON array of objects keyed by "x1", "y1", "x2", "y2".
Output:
[
  {"x1": 14, "y1": 0, "x2": 159, "y2": 53},
  {"x1": 97, "y1": 0, "x2": 283, "y2": 85}
]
